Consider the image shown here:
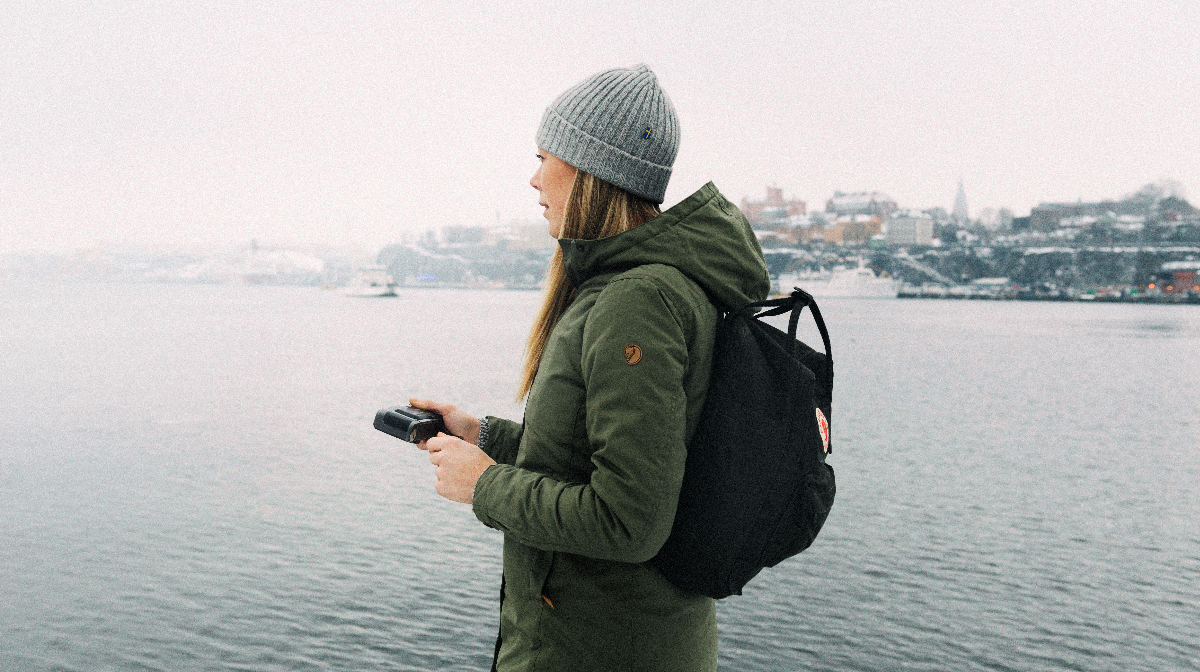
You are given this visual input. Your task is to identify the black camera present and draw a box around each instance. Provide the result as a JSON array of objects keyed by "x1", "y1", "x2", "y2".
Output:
[{"x1": 374, "y1": 405, "x2": 447, "y2": 444}]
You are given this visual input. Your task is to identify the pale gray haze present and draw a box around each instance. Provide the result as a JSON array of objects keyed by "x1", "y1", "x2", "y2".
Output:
[{"x1": 3, "y1": 0, "x2": 1197, "y2": 254}]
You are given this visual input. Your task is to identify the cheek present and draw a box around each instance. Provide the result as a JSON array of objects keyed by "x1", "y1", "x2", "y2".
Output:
[
  {"x1": 550, "y1": 168, "x2": 575, "y2": 207},
  {"x1": 543, "y1": 180, "x2": 561, "y2": 209}
]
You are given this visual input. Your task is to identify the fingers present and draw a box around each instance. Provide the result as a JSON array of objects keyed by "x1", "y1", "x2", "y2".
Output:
[
  {"x1": 409, "y1": 396, "x2": 431, "y2": 409},
  {"x1": 408, "y1": 397, "x2": 480, "y2": 445},
  {"x1": 416, "y1": 431, "x2": 438, "y2": 452},
  {"x1": 422, "y1": 434, "x2": 494, "y2": 505},
  {"x1": 426, "y1": 432, "x2": 450, "y2": 463},
  {"x1": 410, "y1": 397, "x2": 452, "y2": 414}
]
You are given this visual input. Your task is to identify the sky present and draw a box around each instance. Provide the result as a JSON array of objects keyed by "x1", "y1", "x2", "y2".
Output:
[{"x1": 2, "y1": 0, "x2": 1198, "y2": 254}]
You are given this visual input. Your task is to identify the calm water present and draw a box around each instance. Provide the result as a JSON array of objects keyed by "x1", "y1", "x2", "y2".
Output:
[{"x1": 2, "y1": 283, "x2": 1198, "y2": 671}]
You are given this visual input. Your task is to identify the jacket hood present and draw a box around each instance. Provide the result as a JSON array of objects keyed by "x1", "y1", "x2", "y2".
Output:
[{"x1": 558, "y1": 182, "x2": 770, "y2": 309}]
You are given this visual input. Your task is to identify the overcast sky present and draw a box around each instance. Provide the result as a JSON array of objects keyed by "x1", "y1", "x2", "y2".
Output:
[{"x1": 3, "y1": 0, "x2": 1197, "y2": 253}]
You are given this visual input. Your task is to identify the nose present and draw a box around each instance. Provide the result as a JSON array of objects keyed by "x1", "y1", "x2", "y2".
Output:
[{"x1": 530, "y1": 164, "x2": 542, "y2": 192}]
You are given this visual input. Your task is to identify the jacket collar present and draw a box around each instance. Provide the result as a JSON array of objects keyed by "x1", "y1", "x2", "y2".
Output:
[{"x1": 558, "y1": 182, "x2": 719, "y2": 288}]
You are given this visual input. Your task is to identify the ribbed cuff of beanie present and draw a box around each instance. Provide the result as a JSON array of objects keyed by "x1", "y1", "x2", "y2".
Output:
[{"x1": 537, "y1": 108, "x2": 673, "y2": 204}]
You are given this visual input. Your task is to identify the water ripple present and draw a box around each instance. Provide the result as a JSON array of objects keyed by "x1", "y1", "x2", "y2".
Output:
[{"x1": 2, "y1": 287, "x2": 1198, "y2": 671}]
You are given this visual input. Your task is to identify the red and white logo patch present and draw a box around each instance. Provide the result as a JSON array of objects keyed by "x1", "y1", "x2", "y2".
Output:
[{"x1": 815, "y1": 408, "x2": 830, "y2": 454}]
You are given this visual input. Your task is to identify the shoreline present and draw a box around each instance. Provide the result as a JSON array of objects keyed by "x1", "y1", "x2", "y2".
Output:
[{"x1": 896, "y1": 286, "x2": 1200, "y2": 304}]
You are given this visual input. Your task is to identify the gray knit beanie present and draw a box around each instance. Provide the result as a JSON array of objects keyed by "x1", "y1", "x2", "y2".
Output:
[{"x1": 536, "y1": 64, "x2": 680, "y2": 204}]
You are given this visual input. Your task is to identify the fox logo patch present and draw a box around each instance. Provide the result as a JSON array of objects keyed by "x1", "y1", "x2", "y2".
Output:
[{"x1": 624, "y1": 344, "x2": 643, "y2": 365}]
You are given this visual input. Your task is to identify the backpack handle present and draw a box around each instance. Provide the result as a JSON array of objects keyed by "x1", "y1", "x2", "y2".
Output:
[{"x1": 735, "y1": 289, "x2": 833, "y2": 381}]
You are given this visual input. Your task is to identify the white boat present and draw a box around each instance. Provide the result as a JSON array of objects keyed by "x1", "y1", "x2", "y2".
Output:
[
  {"x1": 343, "y1": 266, "x2": 397, "y2": 297},
  {"x1": 777, "y1": 262, "x2": 898, "y2": 299}
]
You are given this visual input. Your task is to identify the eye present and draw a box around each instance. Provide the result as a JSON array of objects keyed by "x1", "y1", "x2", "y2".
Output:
[{"x1": 535, "y1": 153, "x2": 544, "y2": 161}]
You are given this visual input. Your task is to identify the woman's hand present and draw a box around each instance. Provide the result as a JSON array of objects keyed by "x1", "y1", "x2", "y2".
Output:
[
  {"x1": 427, "y1": 433, "x2": 497, "y2": 504},
  {"x1": 409, "y1": 397, "x2": 480, "y2": 448}
]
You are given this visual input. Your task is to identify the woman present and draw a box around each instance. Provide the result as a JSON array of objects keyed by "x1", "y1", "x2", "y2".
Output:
[{"x1": 412, "y1": 64, "x2": 770, "y2": 671}]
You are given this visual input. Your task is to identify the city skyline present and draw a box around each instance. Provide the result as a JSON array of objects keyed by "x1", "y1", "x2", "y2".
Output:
[{"x1": 4, "y1": 1, "x2": 1197, "y2": 254}]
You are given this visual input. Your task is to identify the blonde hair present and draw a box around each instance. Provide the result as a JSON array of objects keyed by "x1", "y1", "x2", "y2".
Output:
[{"x1": 517, "y1": 171, "x2": 661, "y2": 400}]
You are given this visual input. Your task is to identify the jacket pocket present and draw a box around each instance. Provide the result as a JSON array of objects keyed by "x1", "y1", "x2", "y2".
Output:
[{"x1": 530, "y1": 549, "x2": 555, "y2": 602}]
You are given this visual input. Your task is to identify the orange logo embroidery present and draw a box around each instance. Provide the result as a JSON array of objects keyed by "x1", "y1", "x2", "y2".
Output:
[{"x1": 624, "y1": 343, "x2": 643, "y2": 365}]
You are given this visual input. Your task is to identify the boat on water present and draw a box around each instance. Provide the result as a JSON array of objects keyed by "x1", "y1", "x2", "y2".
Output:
[
  {"x1": 343, "y1": 266, "x2": 397, "y2": 297},
  {"x1": 776, "y1": 262, "x2": 899, "y2": 299}
]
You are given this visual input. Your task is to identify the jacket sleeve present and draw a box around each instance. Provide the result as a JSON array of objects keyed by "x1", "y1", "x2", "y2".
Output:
[
  {"x1": 472, "y1": 277, "x2": 690, "y2": 564},
  {"x1": 480, "y1": 416, "x2": 523, "y2": 466}
]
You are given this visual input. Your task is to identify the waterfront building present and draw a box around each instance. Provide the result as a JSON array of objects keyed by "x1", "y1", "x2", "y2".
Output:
[
  {"x1": 888, "y1": 210, "x2": 935, "y2": 246},
  {"x1": 1159, "y1": 260, "x2": 1200, "y2": 294},
  {"x1": 825, "y1": 191, "x2": 898, "y2": 220},
  {"x1": 1030, "y1": 202, "x2": 1118, "y2": 231},
  {"x1": 822, "y1": 214, "x2": 881, "y2": 245},
  {"x1": 741, "y1": 186, "x2": 807, "y2": 228},
  {"x1": 788, "y1": 211, "x2": 834, "y2": 243},
  {"x1": 1025, "y1": 185, "x2": 1187, "y2": 232}
]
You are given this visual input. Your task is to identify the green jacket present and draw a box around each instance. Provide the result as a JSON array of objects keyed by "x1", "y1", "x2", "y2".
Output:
[{"x1": 473, "y1": 183, "x2": 770, "y2": 671}]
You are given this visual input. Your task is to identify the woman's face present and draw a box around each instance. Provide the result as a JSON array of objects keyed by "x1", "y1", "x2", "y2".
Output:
[{"x1": 530, "y1": 149, "x2": 577, "y2": 238}]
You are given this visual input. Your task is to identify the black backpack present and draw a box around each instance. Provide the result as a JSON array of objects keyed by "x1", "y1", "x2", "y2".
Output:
[{"x1": 650, "y1": 288, "x2": 836, "y2": 599}]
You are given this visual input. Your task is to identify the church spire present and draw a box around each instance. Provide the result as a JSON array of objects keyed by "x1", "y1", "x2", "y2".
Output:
[{"x1": 952, "y1": 180, "x2": 969, "y2": 224}]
